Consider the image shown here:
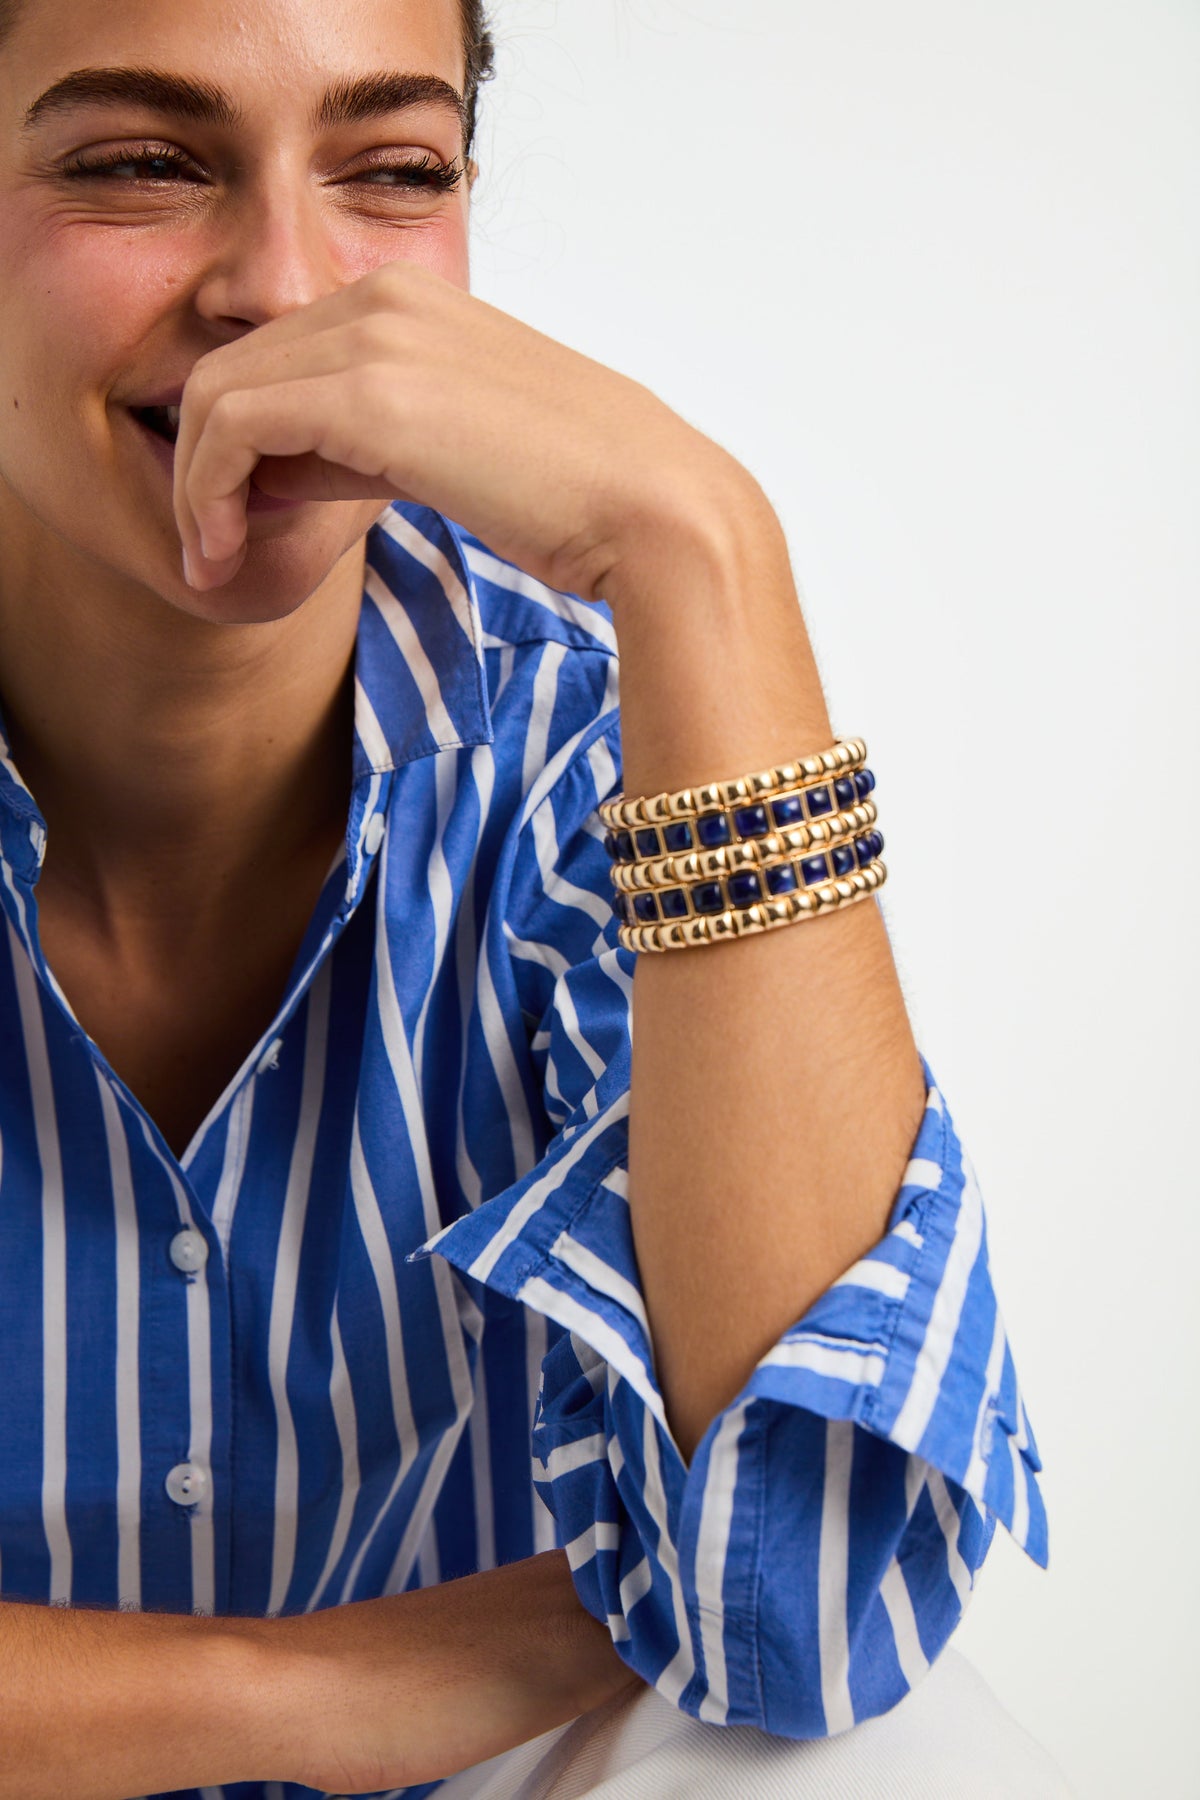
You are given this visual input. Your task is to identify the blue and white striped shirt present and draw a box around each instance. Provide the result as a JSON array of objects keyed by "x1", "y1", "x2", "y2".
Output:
[{"x1": 0, "y1": 503, "x2": 1046, "y2": 1800}]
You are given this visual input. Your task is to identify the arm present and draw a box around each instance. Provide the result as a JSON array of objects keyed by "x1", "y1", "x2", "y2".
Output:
[
  {"x1": 603, "y1": 456, "x2": 927, "y2": 1461},
  {"x1": 0, "y1": 1553, "x2": 635, "y2": 1799}
]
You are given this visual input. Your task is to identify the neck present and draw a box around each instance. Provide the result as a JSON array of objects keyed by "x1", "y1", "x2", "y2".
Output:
[{"x1": 0, "y1": 527, "x2": 366, "y2": 930}]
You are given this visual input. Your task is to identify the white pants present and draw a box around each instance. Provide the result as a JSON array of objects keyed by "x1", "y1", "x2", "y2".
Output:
[{"x1": 432, "y1": 1650, "x2": 1074, "y2": 1800}]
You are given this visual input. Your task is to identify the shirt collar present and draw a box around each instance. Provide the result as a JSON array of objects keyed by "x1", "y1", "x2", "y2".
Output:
[{"x1": 354, "y1": 503, "x2": 494, "y2": 781}]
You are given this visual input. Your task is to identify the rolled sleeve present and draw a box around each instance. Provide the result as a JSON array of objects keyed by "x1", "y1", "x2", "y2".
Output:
[{"x1": 410, "y1": 722, "x2": 1047, "y2": 1737}]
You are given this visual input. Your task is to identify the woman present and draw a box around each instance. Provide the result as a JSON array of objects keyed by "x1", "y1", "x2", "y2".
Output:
[{"x1": 0, "y1": 0, "x2": 1067, "y2": 1795}]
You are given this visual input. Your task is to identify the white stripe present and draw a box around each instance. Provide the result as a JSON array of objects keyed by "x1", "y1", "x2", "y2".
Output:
[
  {"x1": 439, "y1": 1094, "x2": 629, "y2": 1282},
  {"x1": 879, "y1": 1556, "x2": 929, "y2": 1690},
  {"x1": 903, "y1": 1158, "x2": 944, "y2": 1191},
  {"x1": 694, "y1": 1401, "x2": 748, "y2": 1724},
  {"x1": 353, "y1": 677, "x2": 393, "y2": 770},
  {"x1": 832, "y1": 1259, "x2": 911, "y2": 1302},
  {"x1": 563, "y1": 1518, "x2": 621, "y2": 1572},
  {"x1": 639, "y1": 1404, "x2": 694, "y2": 1705},
  {"x1": 1006, "y1": 1429, "x2": 1032, "y2": 1550},
  {"x1": 377, "y1": 506, "x2": 483, "y2": 666},
  {"x1": 890, "y1": 1153, "x2": 986, "y2": 1451},
  {"x1": 8, "y1": 922, "x2": 72, "y2": 1604},
  {"x1": 927, "y1": 1469, "x2": 974, "y2": 1610},
  {"x1": 518, "y1": 1276, "x2": 665, "y2": 1430},
  {"x1": 338, "y1": 1117, "x2": 421, "y2": 1602},
  {"x1": 454, "y1": 744, "x2": 495, "y2": 1211},
  {"x1": 462, "y1": 541, "x2": 619, "y2": 655},
  {"x1": 267, "y1": 965, "x2": 333, "y2": 1616},
  {"x1": 371, "y1": 844, "x2": 481, "y2": 1594},
  {"x1": 764, "y1": 1337, "x2": 887, "y2": 1387},
  {"x1": 206, "y1": 1078, "x2": 256, "y2": 1267},
  {"x1": 468, "y1": 1351, "x2": 496, "y2": 1573},
  {"x1": 893, "y1": 1219, "x2": 924, "y2": 1249},
  {"x1": 409, "y1": 752, "x2": 459, "y2": 1094},
  {"x1": 964, "y1": 1304, "x2": 1008, "y2": 1502},
  {"x1": 306, "y1": 1301, "x2": 360, "y2": 1612},
  {"x1": 532, "y1": 1432, "x2": 608, "y2": 1482},
  {"x1": 477, "y1": 926, "x2": 538, "y2": 1179},
  {"x1": 548, "y1": 1231, "x2": 649, "y2": 1335},
  {"x1": 502, "y1": 926, "x2": 570, "y2": 982},
  {"x1": 364, "y1": 566, "x2": 461, "y2": 748},
  {"x1": 618, "y1": 1553, "x2": 653, "y2": 1616},
  {"x1": 523, "y1": 1307, "x2": 558, "y2": 1552},
  {"x1": 97, "y1": 1074, "x2": 141, "y2": 1611},
  {"x1": 522, "y1": 641, "x2": 565, "y2": 798},
  {"x1": 817, "y1": 1419, "x2": 855, "y2": 1734}
]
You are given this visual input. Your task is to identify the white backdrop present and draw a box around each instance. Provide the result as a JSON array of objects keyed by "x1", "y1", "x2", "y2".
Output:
[{"x1": 466, "y1": 5, "x2": 1200, "y2": 1798}]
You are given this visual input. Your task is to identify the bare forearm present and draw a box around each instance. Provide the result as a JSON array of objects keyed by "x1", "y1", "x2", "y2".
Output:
[
  {"x1": 0, "y1": 1553, "x2": 633, "y2": 1798},
  {"x1": 0, "y1": 1599, "x2": 271, "y2": 1799},
  {"x1": 605, "y1": 454, "x2": 926, "y2": 1462}
]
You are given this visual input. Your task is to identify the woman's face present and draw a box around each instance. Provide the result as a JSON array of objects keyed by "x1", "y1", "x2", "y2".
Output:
[{"x1": 0, "y1": 0, "x2": 471, "y2": 624}]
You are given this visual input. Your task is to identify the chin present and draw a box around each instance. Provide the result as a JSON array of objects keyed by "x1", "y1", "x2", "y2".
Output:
[{"x1": 158, "y1": 512, "x2": 376, "y2": 626}]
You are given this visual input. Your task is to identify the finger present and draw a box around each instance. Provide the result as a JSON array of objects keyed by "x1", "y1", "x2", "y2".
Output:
[{"x1": 183, "y1": 374, "x2": 398, "y2": 564}]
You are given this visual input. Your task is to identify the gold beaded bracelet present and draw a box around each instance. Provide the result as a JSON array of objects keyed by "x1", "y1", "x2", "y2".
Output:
[
  {"x1": 598, "y1": 738, "x2": 868, "y2": 831},
  {"x1": 609, "y1": 798, "x2": 878, "y2": 893},
  {"x1": 617, "y1": 857, "x2": 887, "y2": 954}
]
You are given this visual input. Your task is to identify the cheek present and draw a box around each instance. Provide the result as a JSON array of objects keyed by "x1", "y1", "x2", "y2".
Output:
[
  {"x1": 0, "y1": 217, "x2": 195, "y2": 406},
  {"x1": 332, "y1": 213, "x2": 472, "y2": 292}
]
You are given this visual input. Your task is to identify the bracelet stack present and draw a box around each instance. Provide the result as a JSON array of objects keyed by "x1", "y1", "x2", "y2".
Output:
[{"x1": 600, "y1": 737, "x2": 886, "y2": 953}]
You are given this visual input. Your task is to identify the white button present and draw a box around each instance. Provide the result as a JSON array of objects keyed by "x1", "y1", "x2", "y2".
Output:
[
  {"x1": 169, "y1": 1228, "x2": 208, "y2": 1274},
  {"x1": 257, "y1": 1037, "x2": 283, "y2": 1074},
  {"x1": 164, "y1": 1461, "x2": 209, "y2": 1507},
  {"x1": 364, "y1": 813, "x2": 386, "y2": 855}
]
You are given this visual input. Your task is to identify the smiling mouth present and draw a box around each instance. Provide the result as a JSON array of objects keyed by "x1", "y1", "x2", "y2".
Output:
[{"x1": 131, "y1": 403, "x2": 181, "y2": 444}]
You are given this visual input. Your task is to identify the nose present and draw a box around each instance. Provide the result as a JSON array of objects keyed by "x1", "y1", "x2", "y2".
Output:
[{"x1": 192, "y1": 175, "x2": 342, "y2": 334}]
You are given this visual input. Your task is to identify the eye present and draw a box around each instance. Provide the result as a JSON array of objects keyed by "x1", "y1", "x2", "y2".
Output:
[
  {"x1": 59, "y1": 143, "x2": 205, "y2": 184},
  {"x1": 342, "y1": 153, "x2": 464, "y2": 196}
]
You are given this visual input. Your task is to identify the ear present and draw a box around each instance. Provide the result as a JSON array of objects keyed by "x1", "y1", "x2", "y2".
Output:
[{"x1": 466, "y1": 156, "x2": 480, "y2": 187}]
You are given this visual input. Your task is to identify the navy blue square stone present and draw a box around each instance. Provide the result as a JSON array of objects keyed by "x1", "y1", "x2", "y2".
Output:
[
  {"x1": 663, "y1": 821, "x2": 694, "y2": 853},
  {"x1": 805, "y1": 785, "x2": 834, "y2": 818},
  {"x1": 603, "y1": 831, "x2": 618, "y2": 858},
  {"x1": 659, "y1": 887, "x2": 690, "y2": 919},
  {"x1": 801, "y1": 853, "x2": 830, "y2": 886},
  {"x1": 770, "y1": 793, "x2": 805, "y2": 828},
  {"x1": 869, "y1": 830, "x2": 884, "y2": 857},
  {"x1": 696, "y1": 812, "x2": 732, "y2": 848},
  {"x1": 831, "y1": 844, "x2": 856, "y2": 877},
  {"x1": 833, "y1": 776, "x2": 856, "y2": 808},
  {"x1": 854, "y1": 767, "x2": 876, "y2": 799},
  {"x1": 728, "y1": 870, "x2": 763, "y2": 908},
  {"x1": 765, "y1": 862, "x2": 798, "y2": 896},
  {"x1": 635, "y1": 828, "x2": 661, "y2": 859},
  {"x1": 733, "y1": 804, "x2": 770, "y2": 838},
  {"x1": 855, "y1": 837, "x2": 874, "y2": 868},
  {"x1": 693, "y1": 881, "x2": 726, "y2": 914},
  {"x1": 610, "y1": 892, "x2": 626, "y2": 916},
  {"x1": 633, "y1": 892, "x2": 659, "y2": 922},
  {"x1": 616, "y1": 831, "x2": 635, "y2": 862}
]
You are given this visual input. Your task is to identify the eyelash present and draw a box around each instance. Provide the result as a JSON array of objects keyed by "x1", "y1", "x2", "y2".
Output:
[{"x1": 58, "y1": 143, "x2": 464, "y2": 194}]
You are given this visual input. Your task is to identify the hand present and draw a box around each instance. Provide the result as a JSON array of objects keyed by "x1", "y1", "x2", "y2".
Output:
[
  {"x1": 257, "y1": 1551, "x2": 640, "y2": 1796},
  {"x1": 172, "y1": 258, "x2": 717, "y2": 599}
]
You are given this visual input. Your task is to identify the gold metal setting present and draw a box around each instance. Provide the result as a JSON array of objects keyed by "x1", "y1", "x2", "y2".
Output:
[
  {"x1": 616, "y1": 858, "x2": 887, "y2": 953},
  {"x1": 599, "y1": 738, "x2": 868, "y2": 830},
  {"x1": 609, "y1": 800, "x2": 878, "y2": 893}
]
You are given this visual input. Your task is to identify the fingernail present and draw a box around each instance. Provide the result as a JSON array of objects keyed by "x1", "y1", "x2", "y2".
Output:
[{"x1": 182, "y1": 545, "x2": 198, "y2": 587}]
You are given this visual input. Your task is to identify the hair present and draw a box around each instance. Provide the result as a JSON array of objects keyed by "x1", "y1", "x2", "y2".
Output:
[
  {"x1": 459, "y1": 0, "x2": 496, "y2": 159},
  {"x1": 0, "y1": 0, "x2": 495, "y2": 155}
]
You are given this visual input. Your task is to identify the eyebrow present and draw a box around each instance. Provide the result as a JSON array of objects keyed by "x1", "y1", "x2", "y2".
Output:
[{"x1": 22, "y1": 66, "x2": 467, "y2": 141}]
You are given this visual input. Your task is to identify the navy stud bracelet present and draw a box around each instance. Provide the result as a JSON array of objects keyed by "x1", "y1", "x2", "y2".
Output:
[{"x1": 601, "y1": 738, "x2": 887, "y2": 953}]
